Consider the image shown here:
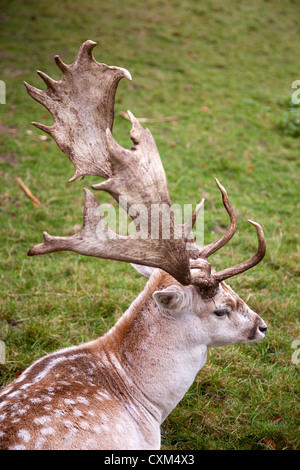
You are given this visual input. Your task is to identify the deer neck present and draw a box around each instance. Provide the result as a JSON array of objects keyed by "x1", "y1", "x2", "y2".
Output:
[{"x1": 102, "y1": 270, "x2": 207, "y2": 423}]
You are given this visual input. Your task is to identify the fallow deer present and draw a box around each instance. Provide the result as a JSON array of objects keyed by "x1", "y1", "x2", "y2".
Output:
[{"x1": 0, "y1": 41, "x2": 267, "y2": 450}]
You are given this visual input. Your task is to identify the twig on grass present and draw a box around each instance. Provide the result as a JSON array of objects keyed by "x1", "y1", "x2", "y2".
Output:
[
  {"x1": 16, "y1": 177, "x2": 42, "y2": 207},
  {"x1": 119, "y1": 111, "x2": 178, "y2": 123}
]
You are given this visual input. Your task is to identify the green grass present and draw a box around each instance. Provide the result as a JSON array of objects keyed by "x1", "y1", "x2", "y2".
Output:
[{"x1": 0, "y1": 0, "x2": 299, "y2": 450}]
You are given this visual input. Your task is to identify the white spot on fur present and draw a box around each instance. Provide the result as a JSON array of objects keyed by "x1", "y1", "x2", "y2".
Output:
[
  {"x1": 63, "y1": 419, "x2": 73, "y2": 428},
  {"x1": 87, "y1": 381, "x2": 96, "y2": 387},
  {"x1": 29, "y1": 397, "x2": 42, "y2": 404},
  {"x1": 76, "y1": 396, "x2": 89, "y2": 405},
  {"x1": 93, "y1": 424, "x2": 102, "y2": 434},
  {"x1": 14, "y1": 373, "x2": 27, "y2": 383},
  {"x1": 20, "y1": 383, "x2": 33, "y2": 390},
  {"x1": 0, "y1": 401, "x2": 8, "y2": 410},
  {"x1": 43, "y1": 404, "x2": 53, "y2": 411},
  {"x1": 64, "y1": 398, "x2": 76, "y2": 405},
  {"x1": 7, "y1": 390, "x2": 21, "y2": 398},
  {"x1": 34, "y1": 415, "x2": 52, "y2": 426},
  {"x1": 42, "y1": 395, "x2": 53, "y2": 402},
  {"x1": 35, "y1": 437, "x2": 46, "y2": 450},
  {"x1": 54, "y1": 409, "x2": 66, "y2": 417},
  {"x1": 79, "y1": 420, "x2": 90, "y2": 430},
  {"x1": 9, "y1": 444, "x2": 26, "y2": 450},
  {"x1": 0, "y1": 386, "x2": 13, "y2": 397},
  {"x1": 11, "y1": 418, "x2": 20, "y2": 423},
  {"x1": 64, "y1": 428, "x2": 78, "y2": 442},
  {"x1": 41, "y1": 427, "x2": 55, "y2": 436},
  {"x1": 17, "y1": 429, "x2": 31, "y2": 442}
]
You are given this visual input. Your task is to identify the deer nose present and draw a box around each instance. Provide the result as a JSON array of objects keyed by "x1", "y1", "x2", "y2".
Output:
[{"x1": 259, "y1": 325, "x2": 267, "y2": 334}]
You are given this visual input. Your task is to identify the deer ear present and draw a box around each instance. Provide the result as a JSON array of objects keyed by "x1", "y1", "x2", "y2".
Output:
[
  {"x1": 153, "y1": 290, "x2": 184, "y2": 311},
  {"x1": 131, "y1": 263, "x2": 154, "y2": 277}
]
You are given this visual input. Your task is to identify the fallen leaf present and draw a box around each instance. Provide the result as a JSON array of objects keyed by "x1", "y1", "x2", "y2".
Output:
[
  {"x1": 272, "y1": 416, "x2": 282, "y2": 424},
  {"x1": 262, "y1": 438, "x2": 276, "y2": 450}
]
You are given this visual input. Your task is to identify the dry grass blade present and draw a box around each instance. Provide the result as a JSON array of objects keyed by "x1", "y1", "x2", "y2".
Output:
[{"x1": 16, "y1": 177, "x2": 42, "y2": 207}]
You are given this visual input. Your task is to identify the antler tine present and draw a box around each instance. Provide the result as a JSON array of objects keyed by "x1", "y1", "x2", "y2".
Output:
[
  {"x1": 31, "y1": 121, "x2": 54, "y2": 136},
  {"x1": 24, "y1": 81, "x2": 51, "y2": 110},
  {"x1": 196, "y1": 178, "x2": 237, "y2": 259},
  {"x1": 54, "y1": 54, "x2": 70, "y2": 73},
  {"x1": 189, "y1": 197, "x2": 205, "y2": 230},
  {"x1": 74, "y1": 40, "x2": 97, "y2": 64},
  {"x1": 36, "y1": 70, "x2": 57, "y2": 91},
  {"x1": 213, "y1": 220, "x2": 266, "y2": 283}
]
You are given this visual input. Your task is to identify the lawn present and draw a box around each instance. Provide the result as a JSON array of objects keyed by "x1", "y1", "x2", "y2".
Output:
[{"x1": 0, "y1": 0, "x2": 299, "y2": 450}]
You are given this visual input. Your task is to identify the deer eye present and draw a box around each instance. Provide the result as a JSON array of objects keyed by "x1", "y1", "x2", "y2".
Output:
[{"x1": 214, "y1": 308, "x2": 229, "y2": 317}]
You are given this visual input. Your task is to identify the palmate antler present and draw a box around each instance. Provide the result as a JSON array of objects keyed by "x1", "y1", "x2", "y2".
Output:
[
  {"x1": 26, "y1": 40, "x2": 266, "y2": 287},
  {"x1": 25, "y1": 40, "x2": 131, "y2": 181}
]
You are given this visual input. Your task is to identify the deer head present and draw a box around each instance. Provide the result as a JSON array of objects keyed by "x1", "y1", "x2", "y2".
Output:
[{"x1": 0, "y1": 41, "x2": 267, "y2": 451}]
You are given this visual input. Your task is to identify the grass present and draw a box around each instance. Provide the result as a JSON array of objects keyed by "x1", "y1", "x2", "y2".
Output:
[{"x1": 0, "y1": 0, "x2": 299, "y2": 450}]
